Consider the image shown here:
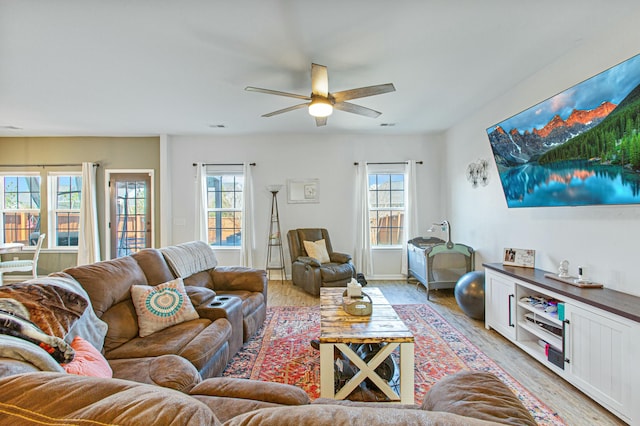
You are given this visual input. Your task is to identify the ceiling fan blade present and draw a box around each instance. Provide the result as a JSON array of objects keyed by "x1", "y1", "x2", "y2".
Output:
[
  {"x1": 261, "y1": 102, "x2": 309, "y2": 117},
  {"x1": 331, "y1": 83, "x2": 396, "y2": 103},
  {"x1": 311, "y1": 63, "x2": 329, "y2": 97},
  {"x1": 245, "y1": 86, "x2": 311, "y2": 101},
  {"x1": 315, "y1": 116, "x2": 327, "y2": 127},
  {"x1": 334, "y1": 101, "x2": 382, "y2": 118}
]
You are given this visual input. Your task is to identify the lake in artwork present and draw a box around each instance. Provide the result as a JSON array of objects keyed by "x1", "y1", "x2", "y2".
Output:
[{"x1": 487, "y1": 53, "x2": 640, "y2": 208}]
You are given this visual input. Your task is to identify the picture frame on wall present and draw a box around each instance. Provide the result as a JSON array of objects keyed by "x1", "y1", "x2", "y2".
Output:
[
  {"x1": 287, "y1": 179, "x2": 319, "y2": 203},
  {"x1": 503, "y1": 248, "x2": 535, "y2": 268}
]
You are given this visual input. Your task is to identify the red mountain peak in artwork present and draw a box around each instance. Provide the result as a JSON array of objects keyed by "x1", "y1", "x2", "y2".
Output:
[
  {"x1": 533, "y1": 115, "x2": 566, "y2": 138},
  {"x1": 532, "y1": 101, "x2": 617, "y2": 138},
  {"x1": 565, "y1": 101, "x2": 616, "y2": 126}
]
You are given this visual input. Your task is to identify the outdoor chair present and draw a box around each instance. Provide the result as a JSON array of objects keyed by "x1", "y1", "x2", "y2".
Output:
[{"x1": 0, "y1": 233, "x2": 45, "y2": 285}]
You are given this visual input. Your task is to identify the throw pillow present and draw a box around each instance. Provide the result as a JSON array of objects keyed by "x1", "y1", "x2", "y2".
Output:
[
  {"x1": 62, "y1": 336, "x2": 112, "y2": 378},
  {"x1": 303, "y1": 239, "x2": 330, "y2": 264},
  {"x1": 131, "y1": 278, "x2": 199, "y2": 337}
]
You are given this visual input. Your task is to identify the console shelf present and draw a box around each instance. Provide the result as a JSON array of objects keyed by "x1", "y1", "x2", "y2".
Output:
[{"x1": 484, "y1": 263, "x2": 640, "y2": 425}]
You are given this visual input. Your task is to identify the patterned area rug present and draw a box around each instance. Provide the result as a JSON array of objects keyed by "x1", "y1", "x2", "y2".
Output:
[{"x1": 223, "y1": 304, "x2": 566, "y2": 426}]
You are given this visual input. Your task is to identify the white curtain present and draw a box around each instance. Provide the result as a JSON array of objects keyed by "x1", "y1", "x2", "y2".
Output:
[
  {"x1": 401, "y1": 160, "x2": 419, "y2": 275},
  {"x1": 77, "y1": 162, "x2": 100, "y2": 265},
  {"x1": 354, "y1": 162, "x2": 373, "y2": 276},
  {"x1": 194, "y1": 163, "x2": 208, "y2": 242},
  {"x1": 240, "y1": 162, "x2": 255, "y2": 267}
]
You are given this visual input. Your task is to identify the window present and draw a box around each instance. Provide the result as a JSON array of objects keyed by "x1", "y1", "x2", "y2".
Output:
[
  {"x1": 49, "y1": 174, "x2": 82, "y2": 248},
  {"x1": 368, "y1": 172, "x2": 405, "y2": 246},
  {"x1": 205, "y1": 172, "x2": 243, "y2": 247},
  {"x1": 1, "y1": 173, "x2": 84, "y2": 248},
  {"x1": 1, "y1": 174, "x2": 41, "y2": 246}
]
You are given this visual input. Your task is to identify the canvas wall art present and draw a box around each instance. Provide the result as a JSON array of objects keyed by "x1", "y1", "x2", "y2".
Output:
[{"x1": 487, "y1": 53, "x2": 640, "y2": 208}]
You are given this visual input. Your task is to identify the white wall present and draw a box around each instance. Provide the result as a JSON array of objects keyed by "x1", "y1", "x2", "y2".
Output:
[
  {"x1": 444, "y1": 16, "x2": 640, "y2": 296},
  {"x1": 166, "y1": 133, "x2": 445, "y2": 278}
]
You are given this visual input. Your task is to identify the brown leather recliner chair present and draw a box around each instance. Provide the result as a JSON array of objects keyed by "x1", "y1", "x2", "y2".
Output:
[{"x1": 287, "y1": 228, "x2": 356, "y2": 296}]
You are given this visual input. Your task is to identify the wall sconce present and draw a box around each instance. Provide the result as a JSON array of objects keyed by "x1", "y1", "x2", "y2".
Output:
[{"x1": 466, "y1": 159, "x2": 489, "y2": 188}]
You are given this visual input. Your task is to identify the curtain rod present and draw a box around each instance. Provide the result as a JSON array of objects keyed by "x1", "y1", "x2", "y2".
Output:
[
  {"x1": 193, "y1": 162, "x2": 256, "y2": 166},
  {"x1": 353, "y1": 161, "x2": 423, "y2": 165},
  {"x1": 0, "y1": 162, "x2": 99, "y2": 168}
]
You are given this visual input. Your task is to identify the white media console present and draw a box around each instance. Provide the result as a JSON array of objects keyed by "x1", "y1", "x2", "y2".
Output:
[{"x1": 484, "y1": 263, "x2": 640, "y2": 425}]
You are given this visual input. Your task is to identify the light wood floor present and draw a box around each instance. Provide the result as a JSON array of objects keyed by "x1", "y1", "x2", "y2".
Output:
[{"x1": 267, "y1": 280, "x2": 626, "y2": 426}]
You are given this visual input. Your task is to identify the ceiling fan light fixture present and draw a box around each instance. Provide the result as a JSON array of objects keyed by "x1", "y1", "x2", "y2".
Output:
[{"x1": 308, "y1": 98, "x2": 333, "y2": 117}]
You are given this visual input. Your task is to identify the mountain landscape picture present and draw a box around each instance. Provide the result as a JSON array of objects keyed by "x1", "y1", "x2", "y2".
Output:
[{"x1": 487, "y1": 53, "x2": 640, "y2": 208}]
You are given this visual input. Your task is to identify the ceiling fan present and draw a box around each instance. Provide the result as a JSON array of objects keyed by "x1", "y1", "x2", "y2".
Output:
[{"x1": 245, "y1": 63, "x2": 395, "y2": 126}]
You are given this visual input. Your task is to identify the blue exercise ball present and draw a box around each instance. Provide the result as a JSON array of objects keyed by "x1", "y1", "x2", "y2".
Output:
[{"x1": 454, "y1": 271, "x2": 485, "y2": 320}]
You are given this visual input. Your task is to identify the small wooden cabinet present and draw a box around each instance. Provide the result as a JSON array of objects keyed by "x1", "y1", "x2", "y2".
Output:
[
  {"x1": 484, "y1": 269, "x2": 516, "y2": 340},
  {"x1": 484, "y1": 264, "x2": 640, "y2": 425}
]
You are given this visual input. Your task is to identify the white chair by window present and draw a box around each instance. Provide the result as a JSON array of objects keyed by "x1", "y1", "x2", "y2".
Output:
[{"x1": 0, "y1": 233, "x2": 46, "y2": 285}]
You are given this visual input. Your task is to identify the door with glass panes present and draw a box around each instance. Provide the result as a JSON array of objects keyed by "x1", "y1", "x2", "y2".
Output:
[{"x1": 108, "y1": 172, "x2": 152, "y2": 258}]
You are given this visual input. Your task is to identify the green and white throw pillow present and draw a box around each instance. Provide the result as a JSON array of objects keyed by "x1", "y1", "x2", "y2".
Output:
[{"x1": 131, "y1": 278, "x2": 199, "y2": 337}]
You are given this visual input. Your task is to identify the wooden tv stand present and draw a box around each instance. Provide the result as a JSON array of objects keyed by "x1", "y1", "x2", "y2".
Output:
[{"x1": 484, "y1": 263, "x2": 640, "y2": 425}]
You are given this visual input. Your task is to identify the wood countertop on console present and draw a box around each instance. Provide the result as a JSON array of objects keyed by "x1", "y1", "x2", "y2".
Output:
[{"x1": 484, "y1": 263, "x2": 640, "y2": 324}]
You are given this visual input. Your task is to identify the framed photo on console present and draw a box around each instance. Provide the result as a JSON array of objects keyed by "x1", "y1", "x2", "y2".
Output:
[{"x1": 503, "y1": 248, "x2": 535, "y2": 268}]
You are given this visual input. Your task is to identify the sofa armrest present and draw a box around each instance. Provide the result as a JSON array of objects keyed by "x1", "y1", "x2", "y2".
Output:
[
  {"x1": 296, "y1": 256, "x2": 321, "y2": 267},
  {"x1": 210, "y1": 266, "x2": 267, "y2": 294},
  {"x1": 330, "y1": 252, "x2": 352, "y2": 264},
  {"x1": 189, "y1": 377, "x2": 310, "y2": 406},
  {"x1": 109, "y1": 354, "x2": 202, "y2": 393},
  {"x1": 422, "y1": 371, "x2": 537, "y2": 426},
  {"x1": 0, "y1": 372, "x2": 219, "y2": 425}
]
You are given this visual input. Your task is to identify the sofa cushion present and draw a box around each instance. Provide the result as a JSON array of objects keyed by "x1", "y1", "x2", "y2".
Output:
[
  {"x1": 131, "y1": 248, "x2": 175, "y2": 285},
  {"x1": 215, "y1": 291, "x2": 264, "y2": 318},
  {"x1": 0, "y1": 372, "x2": 221, "y2": 426},
  {"x1": 101, "y1": 299, "x2": 139, "y2": 353},
  {"x1": 62, "y1": 336, "x2": 112, "y2": 378},
  {"x1": 64, "y1": 256, "x2": 148, "y2": 317},
  {"x1": 177, "y1": 318, "x2": 232, "y2": 372},
  {"x1": 105, "y1": 318, "x2": 212, "y2": 360},
  {"x1": 319, "y1": 262, "x2": 355, "y2": 282},
  {"x1": 184, "y1": 270, "x2": 214, "y2": 287},
  {"x1": 131, "y1": 278, "x2": 199, "y2": 337},
  {"x1": 303, "y1": 239, "x2": 330, "y2": 263},
  {"x1": 210, "y1": 267, "x2": 267, "y2": 293},
  {"x1": 421, "y1": 370, "x2": 537, "y2": 426}
]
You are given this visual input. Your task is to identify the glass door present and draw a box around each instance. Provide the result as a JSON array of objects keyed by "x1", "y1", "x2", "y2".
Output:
[{"x1": 108, "y1": 172, "x2": 152, "y2": 258}]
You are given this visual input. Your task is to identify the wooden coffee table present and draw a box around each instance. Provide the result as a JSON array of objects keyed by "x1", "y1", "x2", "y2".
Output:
[{"x1": 319, "y1": 287, "x2": 415, "y2": 403}]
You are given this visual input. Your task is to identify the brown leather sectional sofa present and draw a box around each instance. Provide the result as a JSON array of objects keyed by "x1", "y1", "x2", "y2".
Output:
[
  {"x1": 59, "y1": 245, "x2": 267, "y2": 384},
  {"x1": 0, "y1": 241, "x2": 538, "y2": 425}
]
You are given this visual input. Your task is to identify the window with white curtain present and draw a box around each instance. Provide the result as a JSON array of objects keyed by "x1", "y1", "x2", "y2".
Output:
[
  {"x1": 0, "y1": 172, "x2": 84, "y2": 249},
  {"x1": 367, "y1": 164, "x2": 406, "y2": 247},
  {"x1": 0, "y1": 174, "x2": 41, "y2": 246},
  {"x1": 49, "y1": 173, "x2": 82, "y2": 248},
  {"x1": 205, "y1": 166, "x2": 244, "y2": 247}
]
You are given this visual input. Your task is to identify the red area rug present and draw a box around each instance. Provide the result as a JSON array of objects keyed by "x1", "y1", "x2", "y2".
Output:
[{"x1": 223, "y1": 304, "x2": 566, "y2": 425}]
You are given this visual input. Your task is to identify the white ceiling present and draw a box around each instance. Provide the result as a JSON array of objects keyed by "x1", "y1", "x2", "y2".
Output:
[{"x1": 1, "y1": 0, "x2": 639, "y2": 137}]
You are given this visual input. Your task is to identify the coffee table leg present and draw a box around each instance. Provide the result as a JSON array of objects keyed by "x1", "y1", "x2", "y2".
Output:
[
  {"x1": 320, "y1": 343, "x2": 335, "y2": 398},
  {"x1": 399, "y1": 342, "x2": 415, "y2": 404}
]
